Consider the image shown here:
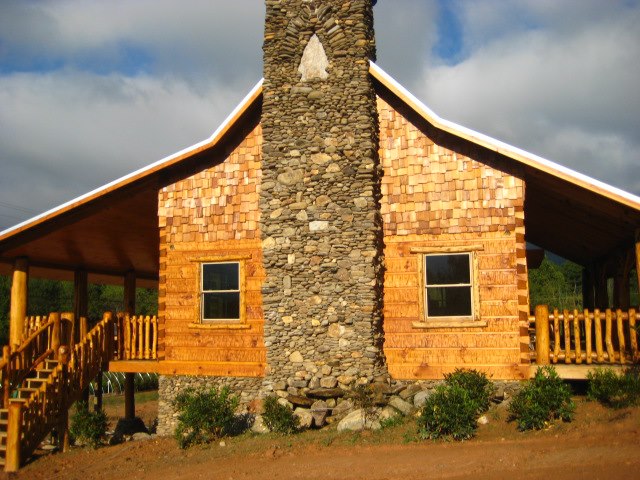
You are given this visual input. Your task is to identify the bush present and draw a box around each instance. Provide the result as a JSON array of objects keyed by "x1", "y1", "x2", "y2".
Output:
[
  {"x1": 587, "y1": 367, "x2": 640, "y2": 408},
  {"x1": 70, "y1": 402, "x2": 108, "y2": 448},
  {"x1": 508, "y1": 366, "x2": 575, "y2": 431},
  {"x1": 262, "y1": 396, "x2": 299, "y2": 434},
  {"x1": 172, "y1": 386, "x2": 239, "y2": 448},
  {"x1": 417, "y1": 384, "x2": 479, "y2": 441},
  {"x1": 444, "y1": 368, "x2": 494, "y2": 414}
]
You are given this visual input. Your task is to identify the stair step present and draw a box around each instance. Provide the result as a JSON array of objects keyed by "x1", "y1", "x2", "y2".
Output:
[
  {"x1": 36, "y1": 369, "x2": 54, "y2": 379},
  {"x1": 17, "y1": 388, "x2": 39, "y2": 399},
  {"x1": 26, "y1": 378, "x2": 47, "y2": 389},
  {"x1": 44, "y1": 360, "x2": 59, "y2": 369},
  {"x1": 8, "y1": 398, "x2": 27, "y2": 404}
]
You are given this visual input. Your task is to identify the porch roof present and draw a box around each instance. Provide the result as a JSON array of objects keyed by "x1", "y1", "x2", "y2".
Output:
[{"x1": 1, "y1": 63, "x2": 639, "y2": 284}]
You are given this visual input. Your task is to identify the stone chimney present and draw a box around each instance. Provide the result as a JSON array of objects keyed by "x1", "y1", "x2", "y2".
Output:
[{"x1": 260, "y1": 0, "x2": 388, "y2": 396}]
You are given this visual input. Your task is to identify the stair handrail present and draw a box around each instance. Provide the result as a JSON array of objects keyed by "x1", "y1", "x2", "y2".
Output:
[
  {"x1": 4, "y1": 311, "x2": 116, "y2": 472},
  {"x1": 0, "y1": 313, "x2": 73, "y2": 408}
]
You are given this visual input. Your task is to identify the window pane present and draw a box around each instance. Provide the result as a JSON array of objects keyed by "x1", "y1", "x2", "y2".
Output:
[
  {"x1": 203, "y1": 263, "x2": 239, "y2": 291},
  {"x1": 427, "y1": 286, "x2": 472, "y2": 317},
  {"x1": 203, "y1": 292, "x2": 240, "y2": 320},
  {"x1": 425, "y1": 254, "x2": 470, "y2": 285}
]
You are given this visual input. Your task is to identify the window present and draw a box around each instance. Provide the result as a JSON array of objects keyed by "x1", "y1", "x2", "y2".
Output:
[
  {"x1": 201, "y1": 262, "x2": 241, "y2": 322},
  {"x1": 424, "y1": 253, "x2": 473, "y2": 319},
  {"x1": 411, "y1": 245, "x2": 484, "y2": 328}
]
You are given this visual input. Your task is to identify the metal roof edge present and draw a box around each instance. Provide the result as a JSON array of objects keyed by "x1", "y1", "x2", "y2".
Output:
[
  {"x1": 0, "y1": 78, "x2": 264, "y2": 242},
  {"x1": 369, "y1": 61, "x2": 640, "y2": 211}
]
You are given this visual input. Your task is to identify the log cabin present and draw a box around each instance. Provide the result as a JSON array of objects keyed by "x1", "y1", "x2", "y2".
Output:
[{"x1": 1, "y1": 0, "x2": 640, "y2": 468}]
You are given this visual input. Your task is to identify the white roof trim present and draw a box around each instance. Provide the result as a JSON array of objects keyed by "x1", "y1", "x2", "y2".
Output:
[
  {"x1": 370, "y1": 61, "x2": 640, "y2": 209},
  {"x1": 0, "y1": 79, "x2": 264, "y2": 239}
]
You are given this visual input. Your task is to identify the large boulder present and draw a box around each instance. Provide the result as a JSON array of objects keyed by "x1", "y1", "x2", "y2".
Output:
[
  {"x1": 310, "y1": 400, "x2": 329, "y2": 428},
  {"x1": 337, "y1": 409, "x2": 380, "y2": 432},
  {"x1": 294, "y1": 408, "x2": 313, "y2": 429},
  {"x1": 388, "y1": 396, "x2": 413, "y2": 416}
]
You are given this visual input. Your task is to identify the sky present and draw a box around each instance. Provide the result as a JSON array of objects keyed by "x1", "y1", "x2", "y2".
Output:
[{"x1": 0, "y1": 0, "x2": 639, "y2": 231}]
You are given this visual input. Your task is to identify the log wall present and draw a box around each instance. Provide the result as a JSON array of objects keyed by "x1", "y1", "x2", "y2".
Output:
[
  {"x1": 157, "y1": 125, "x2": 266, "y2": 377},
  {"x1": 378, "y1": 97, "x2": 530, "y2": 379}
]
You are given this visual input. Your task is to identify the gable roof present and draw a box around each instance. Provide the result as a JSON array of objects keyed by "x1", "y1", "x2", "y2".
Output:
[{"x1": 1, "y1": 62, "x2": 639, "y2": 283}]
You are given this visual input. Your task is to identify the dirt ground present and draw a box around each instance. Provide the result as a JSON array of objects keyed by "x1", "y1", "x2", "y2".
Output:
[{"x1": 4, "y1": 394, "x2": 640, "y2": 480}]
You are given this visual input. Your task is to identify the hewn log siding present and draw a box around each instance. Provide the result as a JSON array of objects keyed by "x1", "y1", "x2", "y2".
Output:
[
  {"x1": 378, "y1": 97, "x2": 530, "y2": 379},
  {"x1": 157, "y1": 126, "x2": 266, "y2": 375}
]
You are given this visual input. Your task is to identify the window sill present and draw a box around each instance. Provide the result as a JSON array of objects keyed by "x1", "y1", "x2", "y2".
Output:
[
  {"x1": 188, "y1": 323, "x2": 250, "y2": 330},
  {"x1": 412, "y1": 319, "x2": 487, "y2": 329}
]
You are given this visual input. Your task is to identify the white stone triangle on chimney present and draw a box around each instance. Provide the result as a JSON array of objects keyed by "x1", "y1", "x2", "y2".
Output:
[{"x1": 298, "y1": 34, "x2": 329, "y2": 81}]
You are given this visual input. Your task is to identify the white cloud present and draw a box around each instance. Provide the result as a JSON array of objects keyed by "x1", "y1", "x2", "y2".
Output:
[
  {"x1": 418, "y1": 0, "x2": 640, "y2": 193},
  {"x1": 0, "y1": 0, "x2": 638, "y2": 230}
]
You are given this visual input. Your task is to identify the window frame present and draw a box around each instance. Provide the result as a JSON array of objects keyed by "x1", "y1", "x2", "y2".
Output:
[
  {"x1": 188, "y1": 254, "x2": 251, "y2": 329},
  {"x1": 200, "y1": 261, "x2": 242, "y2": 323},
  {"x1": 411, "y1": 245, "x2": 484, "y2": 328}
]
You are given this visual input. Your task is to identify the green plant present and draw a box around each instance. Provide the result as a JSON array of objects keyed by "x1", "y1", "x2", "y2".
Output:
[
  {"x1": 508, "y1": 366, "x2": 575, "y2": 431},
  {"x1": 379, "y1": 414, "x2": 405, "y2": 430},
  {"x1": 443, "y1": 368, "x2": 494, "y2": 414},
  {"x1": 172, "y1": 386, "x2": 239, "y2": 448},
  {"x1": 587, "y1": 367, "x2": 640, "y2": 408},
  {"x1": 70, "y1": 402, "x2": 108, "y2": 448},
  {"x1": 417, "y1": 384, "x2": 479, "y2": 441},
  {"x1": 349, "y1": 384, "x2": 378, "y2": 423},
  {"x1": 261, "y1": 396, "x2": 299, "y2": 434}
]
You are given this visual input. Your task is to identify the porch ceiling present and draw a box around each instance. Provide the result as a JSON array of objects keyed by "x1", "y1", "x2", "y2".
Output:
[
  {"x1": 0, "y1": 182, "x2": 160, "y2": 287},
  {"x1": 523, "y1": 167, "x2": 640, "y2": 266}
]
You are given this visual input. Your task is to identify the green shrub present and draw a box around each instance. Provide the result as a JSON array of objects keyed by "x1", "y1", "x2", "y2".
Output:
[
  {"x1": 417, "y1": 384, "x2": 479, "y2": 441},
  {"x1": 444, "y1": 368, "x2": 494, "y2": 414},
  {"x1": 262, "y1": 396, "x2": 299, "y2": 434},
  {"x1": 172, "y1": 386, "x2": 239, "y2": 448},
  {"x1": 587, "y1": 367, "x2": 640, "y2": 408},
  {"x1": 70, "y1": 402, "x2": 108, "y2": 448},
  {"x1": 508, "y1": 366, "x2": 575, "y2": 431}
]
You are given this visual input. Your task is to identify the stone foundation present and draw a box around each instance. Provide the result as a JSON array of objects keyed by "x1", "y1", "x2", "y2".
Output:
[{"x1": 157, "y1": 375, "x2": 263, "y2": 437}]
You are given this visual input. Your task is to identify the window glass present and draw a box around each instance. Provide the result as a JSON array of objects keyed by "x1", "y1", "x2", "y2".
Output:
[
  {"x1": 203, "y1": 263, "x2": 239, "y2": 290},
  {"x1": 425, "y1": 254, "x2": 470, "y2": 285},
  {"x1": 425, "y1": 253, "x2": 473, "y2": 318},
  {"x1": 201, "y1": 262, "x2": 240, "y2": 321}
]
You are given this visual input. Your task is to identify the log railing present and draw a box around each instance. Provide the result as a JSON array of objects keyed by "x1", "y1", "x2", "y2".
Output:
[
  {"x1": 116, "y1": 313, "x2": 158, "y2": 360},
  {"x1": 5, "y1": 312, "x2": 116, "y2": 471},
  {"x1": 0, "y1": 313, "x2": 73, "y2": 407},
  {"x1": 532, "y1": 305, "x2": 640, "y2": 365}
]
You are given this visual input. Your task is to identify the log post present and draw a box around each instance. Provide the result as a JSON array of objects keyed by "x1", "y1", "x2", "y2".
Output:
[
  {"x1": 2, "y1": 345, "x2": 11, "y2": 408},
  {"x1": 9, "y1": 257, "x2": 29, "y2": 348},
  {"x1": 95, "y1": 371, "x2": 104, "y2": 413},
  {"x1": 51, "y1": 312, "x2": 61, "y2": 360},
  {"x1": 535, "y1": 305, "x2": 550, "y2": 365},
  {"x1": 5, "y1": 402, "x2": 23, "y2": 472},
  {"x1": 123, "y1": 271, "x2": 136, "y2": 420},
  {"x1": 124, "y1": 373, "x2": 135, "y2": 420},
  {"x1": 635, "y1": 230, "x2": 640, "y2": 303},
  {"x1": 58, "y1": 345, "x2": 71, "y2": 452},
  {"x1": 74, "y1": 269, "x2": 88, "y2": 344},
  {"x1": 81, "y1": 315, "x2": 90, "y2": 405}
]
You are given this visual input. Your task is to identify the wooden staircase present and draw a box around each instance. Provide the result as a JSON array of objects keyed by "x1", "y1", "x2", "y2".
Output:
[
  {"x1": 0, "y1": 312, "x2": 116, "y2": 471},
  {"x1": 0, "y1": 358, "x2": 59, "y2": 467}
]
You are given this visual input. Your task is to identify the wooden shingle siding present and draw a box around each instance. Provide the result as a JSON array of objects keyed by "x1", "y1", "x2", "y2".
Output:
[
  {"x1": 378, "y1": 97, "x2": 529, "y2": 380},
  {"x1": 157, "y1": 126, "x2": 266, "y2": 376}
]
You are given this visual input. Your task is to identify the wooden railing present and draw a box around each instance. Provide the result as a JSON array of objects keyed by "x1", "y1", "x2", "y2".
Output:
[
  {"x1": 0, "y1": 313, "x2": 73, "y2": 407},
  {"x1": 5, "y1": 312, "x2": 116, "y2": 471},
  {"x1": 116, "y1": 314, "x2": 158, "y2": 360},
  {"x1": 532, "y1": 305, "x2": 640, "y2": 365},
  {"x1": 21, "y1": 312, "x2": 74, "y2": 346}
]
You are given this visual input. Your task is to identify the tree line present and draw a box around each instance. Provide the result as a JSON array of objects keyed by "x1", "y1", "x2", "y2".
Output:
[{"x1": 0, "y1": 275, "x2": 157, "y2": 345}]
